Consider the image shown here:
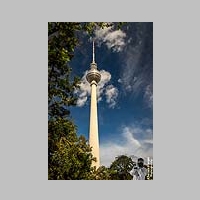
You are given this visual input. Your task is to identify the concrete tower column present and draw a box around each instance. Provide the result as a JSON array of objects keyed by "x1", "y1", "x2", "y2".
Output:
[
  {"x1": 89, "y1": 80, "x2": 100, "y2": 168},
  {"x1": 86, "y1": 41, "x2": 101, "y2": 168}
]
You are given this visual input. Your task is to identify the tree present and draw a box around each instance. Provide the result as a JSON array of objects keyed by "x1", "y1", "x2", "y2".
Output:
[
  {"x1": 48, "y1": 22, "x2": 91, "y2": 179},
  {"x1": 49, "y1": 134, "x2": 95, "y2": 180},
  {"x1": 87, "y1": 166, "x2": 117, "y2": 180},
  {"x1": 109, "y1": 155, "x2": 135, "y2": 180},
  {"x1": 48, "y1": 22, "x2": 80, "y2": 120}
]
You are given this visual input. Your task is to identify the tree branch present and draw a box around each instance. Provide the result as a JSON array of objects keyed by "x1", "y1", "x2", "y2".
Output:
[{"x1": 48, "y1": 31, "x2": 59, "y2": 41}]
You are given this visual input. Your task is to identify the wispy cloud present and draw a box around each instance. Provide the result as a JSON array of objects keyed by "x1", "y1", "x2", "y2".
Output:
[
  {"x1": 75, "y1": 71, "x2": 91, "y2": 107},
  {"x1": 94, "y1": 25, "x2": 126, "y2": 52},
  {"x1": 75, "y1": 70, "x2": 118, "y2": 108},
  {"x1": 100, "y1": 123, "x2": 153, "y2": 167},
  {"x1": 97, "y1": 70, "x2": 111, "y2": 102},
  {"x1": 120, "y1": 44, "x2": 144, "y2": 94},
  {"x1": 144, "y1": 84, "x2": 153, "y2": 108},
  {"x1": 105, "y1": 85, "x2": 118, "y2": 108},
  {"x1": 118, "y1": 24, "x2": 153, "y2": 109}
]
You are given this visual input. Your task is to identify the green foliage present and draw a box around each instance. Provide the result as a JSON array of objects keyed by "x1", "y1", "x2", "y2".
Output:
[
  {"x1": 109, "y1": 155, "x2": 135, "y2": 180},
  {"x1": 116, "y1": 22, "x2": 126, "y2": 29},
  {"x1": 49, "y1": 134, "x2": 94, "y2": 180},
  {"x1": 81, "y1": 22, "x2": 113, "y2": 35},
  {"x1": 87, "y1": 166, "x2": 113, "y2": 180},
  {"x1": 48, "y1": 22, "x2": 81, "y2": 120}
]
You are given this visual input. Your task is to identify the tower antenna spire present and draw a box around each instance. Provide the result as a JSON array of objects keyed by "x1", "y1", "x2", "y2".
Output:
[{"x1": 92, "y1": 40, "x2": 95, "y2": 63}]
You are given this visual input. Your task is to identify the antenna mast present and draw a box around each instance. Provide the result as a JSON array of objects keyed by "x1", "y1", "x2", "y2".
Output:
[{"x1": 92, "y1": 40, "x2": 95, "y2": 63}]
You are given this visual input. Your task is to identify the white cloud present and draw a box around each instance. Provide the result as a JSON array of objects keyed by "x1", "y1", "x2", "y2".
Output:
[
  {"x1": 120, "y1": 45, "x2": 143, "y2": 94},
  {"x1": 94, "y1": 26, "x2": 126, "y2": 52},
  {"x1": 75, "y1": 71, "x2": 90, "y2": 107},
  {"x1": 117, "y1": 78, "x2": 122, "y2": 83},
  {"x1": 122, "y1": 127, "x2": 141, "y2": 147},
  {"x1": 144, "y1": 84, "x2": 153, "y2": 108},
  {"x1": 105, "y1": 85, "x2": 118, "y2": 108},
  {"x1": 97, "y1": 70, "x2": 111, "y2": 101},
  {"x1": 119, "y1": 41, "x2": 153, "y2": 109},
  {"x1": 76, "y1": 96, "x2": 87, "y2": 107},
  {"x1": 76, "y1": 70, "x2": 118, "y2": 108},
  {"x1": 100, "y1": 124, "x2": 153, "y2": 167}
]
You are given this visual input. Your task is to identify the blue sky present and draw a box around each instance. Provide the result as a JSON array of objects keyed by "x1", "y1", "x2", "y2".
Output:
[{"x1": 69, "y1": 22, "x2": 153, "y2": 167}]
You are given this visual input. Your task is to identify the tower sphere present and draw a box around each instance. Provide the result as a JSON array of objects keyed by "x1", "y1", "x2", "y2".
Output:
[{"x1": 86, "y1": 66, "x2": 101, "y2": 84}]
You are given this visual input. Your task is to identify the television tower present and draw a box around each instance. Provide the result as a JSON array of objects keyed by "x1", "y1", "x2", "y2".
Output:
[{"x1": 86, "y1": 41, "x2": 101, "y2": 168}]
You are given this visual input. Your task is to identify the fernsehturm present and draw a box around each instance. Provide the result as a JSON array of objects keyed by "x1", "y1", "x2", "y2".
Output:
[{"x1": 86, "y1": 41, "x2": 101, "y2": 168}]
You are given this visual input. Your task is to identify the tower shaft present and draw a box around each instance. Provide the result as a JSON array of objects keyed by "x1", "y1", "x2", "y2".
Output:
[
  {"x1": 86, "y1": 41, "x2": 101, "y2": 169},
  {"x1": 89, "y1": 80, "x2": 100, "y2": 168}
]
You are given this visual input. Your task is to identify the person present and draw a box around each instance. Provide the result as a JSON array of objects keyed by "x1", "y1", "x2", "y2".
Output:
[{"x1": 131, "y1": 158, "x2": 147, "y2": 180}]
